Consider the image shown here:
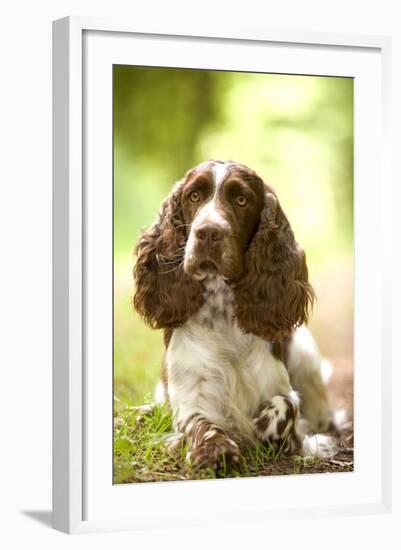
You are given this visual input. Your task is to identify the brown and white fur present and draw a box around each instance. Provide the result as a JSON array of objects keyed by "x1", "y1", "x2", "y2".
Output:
[{"x1": 133, "y1": 160, "x2": 335, "y2": 469}]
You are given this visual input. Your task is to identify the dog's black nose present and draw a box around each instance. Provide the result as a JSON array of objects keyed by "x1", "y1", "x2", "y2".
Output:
[{"x1": 195, "y1": 223, "x2": 224, "y2": 244}]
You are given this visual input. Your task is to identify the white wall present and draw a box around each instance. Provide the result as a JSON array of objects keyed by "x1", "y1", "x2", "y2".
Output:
[{"x1": 0, "y1": 0, "x2": 399, "y2": 547}]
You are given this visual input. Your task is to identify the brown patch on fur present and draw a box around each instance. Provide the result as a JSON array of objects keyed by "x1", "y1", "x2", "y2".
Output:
[
  {"x1": 271, "y1": 336, "x2": 292, "y2": 366},
  {"x1": 178, "y1": 412, "x2": 201, "y2": 434},
  {"x1": 255, "y1": 402, "x2": 275, "y2": 416},
  {"x1": 255, "y1": 414, "x2": 271, "y2": 433},
  {"x1": 276, "y1": 418, "x2": 288, "y2": 436},
  {"x1": 185, "y1": 416, "x2": 241, "y2": 469},
  {"x1": 163, "y1": 328, "x2": 173, "y2": 347}
]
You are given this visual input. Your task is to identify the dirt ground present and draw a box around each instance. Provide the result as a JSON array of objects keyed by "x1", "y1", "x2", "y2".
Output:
[{"x1": 324, "y1": 357, "x2": 354, "y2": 469}]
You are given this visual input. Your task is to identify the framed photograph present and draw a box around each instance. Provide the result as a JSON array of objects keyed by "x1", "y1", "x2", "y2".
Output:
[{"x1": 52, "y1": 16, "x2": 392, "y2": 534}]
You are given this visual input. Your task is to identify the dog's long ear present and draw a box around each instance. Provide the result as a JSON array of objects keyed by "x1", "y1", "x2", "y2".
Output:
[
  {"x1": 133, "y1": 181, "x2": 204, "y2": 329},
  {"x1": 232, "y1": 188, "x2": 314, "y2": 341}
]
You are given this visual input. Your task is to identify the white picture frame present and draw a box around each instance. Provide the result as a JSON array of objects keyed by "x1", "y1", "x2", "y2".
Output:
[{"x1": 52, "y1": 16, "x2": 392, "y2": 534}]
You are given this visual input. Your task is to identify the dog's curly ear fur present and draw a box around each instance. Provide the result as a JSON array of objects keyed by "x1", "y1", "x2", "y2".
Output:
[
  {"x1": 232, "y1": 188, "x2": 314, "y2": 341},
  {"x1": 133, "y1": 181, "x2": 204, "y2": 329}
]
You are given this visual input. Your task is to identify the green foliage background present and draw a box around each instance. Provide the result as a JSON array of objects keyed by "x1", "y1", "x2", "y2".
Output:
[{"x1": 113, "y1": 65, "x2": 354, "y2": 407}]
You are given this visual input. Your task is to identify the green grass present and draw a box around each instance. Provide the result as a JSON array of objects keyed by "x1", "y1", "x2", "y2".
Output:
[
  {"x1": 113, "y1": 403, "x2": 321, "y2": 483},
  {"x1": 114, "y1": 253, "x2": 163, "y2": 406}
]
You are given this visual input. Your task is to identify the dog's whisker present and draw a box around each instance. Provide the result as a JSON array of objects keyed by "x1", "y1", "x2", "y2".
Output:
[
  {"x1": 158, "y1": 260, "x2": 184, "y2": 275},
  {"x1": 173, "y1": 223, "x2": 191, "y2": 230},
  {"x1": 157, "y1": 245, "x2": 186, "y2": 261},
  {"x1": 159, "y1": 257, "x2": 184, "y2": 266}
]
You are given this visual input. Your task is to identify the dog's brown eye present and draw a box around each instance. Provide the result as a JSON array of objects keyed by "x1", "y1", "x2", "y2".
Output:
[
  {"x1": 235, "y1": 195, "x2": 247, "y2": 207},
  {"x1": 190, "y1": 191, "x2": 201, "y2": 203}
]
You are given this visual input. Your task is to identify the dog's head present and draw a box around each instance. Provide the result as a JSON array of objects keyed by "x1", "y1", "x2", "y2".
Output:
[
  {"x1": 182, "y1": 160, "x2": 265, "y2": 280},
  {"x1": 133, "y1": 160, "x2": 314, "y2": 340}
]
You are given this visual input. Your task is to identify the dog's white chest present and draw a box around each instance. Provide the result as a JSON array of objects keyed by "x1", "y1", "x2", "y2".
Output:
[{"x1": 166, "y1": 276, "x2": 291, "y2": 434}]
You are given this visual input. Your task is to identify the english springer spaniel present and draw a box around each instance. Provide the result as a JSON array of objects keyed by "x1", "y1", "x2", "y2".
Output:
[{"x1": 133, "y1": 160, "x2": 335, "y2": 469}]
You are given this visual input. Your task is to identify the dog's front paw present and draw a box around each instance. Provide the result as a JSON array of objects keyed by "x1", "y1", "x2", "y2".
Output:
[
  {"x1": 254, "y1": 396, "x2": 294, "y2": 440},
  {"x1": 187, "y1": 431, "x2": 241, "y2": 470}
]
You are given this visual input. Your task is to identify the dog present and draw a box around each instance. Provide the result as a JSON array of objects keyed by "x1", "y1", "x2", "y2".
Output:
[{"x1": 133, "y1": 160, "x2": 336, "y2": 468}]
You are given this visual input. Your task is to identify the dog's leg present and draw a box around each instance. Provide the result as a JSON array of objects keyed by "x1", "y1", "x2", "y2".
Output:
[
  {"x1": 166, "y1": 327, "x2": 242, "y2": 469},
  {"x1": 178, "y1": 414, "x2": 241, "y2": 469},
  {"x1": 253, "y1": 392, "x2": 302, "y2": 454},
  {"x1": 253, "y1": 391, "x2": 334, "y2": 458},
  {"x1": 286, "y1": 326, "x2": 333, "y2": 432}
]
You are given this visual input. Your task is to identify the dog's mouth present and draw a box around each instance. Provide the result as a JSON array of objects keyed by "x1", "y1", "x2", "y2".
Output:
[
  {"x1": 184, "y1": 246, "x2": 243, "y2": 281},
  {"x1": 184, "y1": 258, "x2": 220, "y2": 280},
  {"x1": 198, "y1": 260, "x2": 218, "y2": 274}
]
